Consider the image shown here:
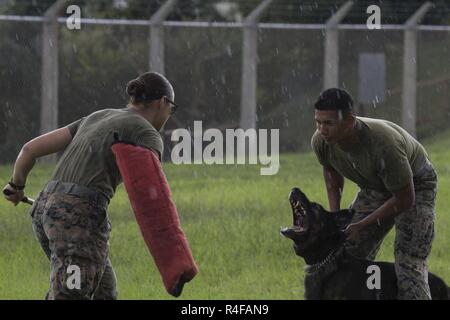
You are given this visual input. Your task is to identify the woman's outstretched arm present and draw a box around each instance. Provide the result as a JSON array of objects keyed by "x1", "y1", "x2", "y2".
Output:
[{"x1": 3, "y1": 127, "x2": 73, "y2": 205}]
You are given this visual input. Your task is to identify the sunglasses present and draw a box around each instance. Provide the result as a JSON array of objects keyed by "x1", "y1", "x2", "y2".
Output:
[{"x1": 165, "y1": 97, "x2": 180, "y2": 115}]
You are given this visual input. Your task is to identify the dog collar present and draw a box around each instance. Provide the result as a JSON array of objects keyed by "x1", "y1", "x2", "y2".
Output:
[{"x1": 304, "y1": 246, "x2": 343, "y2": 275}]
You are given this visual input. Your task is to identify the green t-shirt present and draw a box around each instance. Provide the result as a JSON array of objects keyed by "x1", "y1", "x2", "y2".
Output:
[
  {"x1": 51, "y1": 108, "x2": 164, "y2": 200},
  {"x1": 311, "y1": 117, "x2": 429, "y2": 193}
]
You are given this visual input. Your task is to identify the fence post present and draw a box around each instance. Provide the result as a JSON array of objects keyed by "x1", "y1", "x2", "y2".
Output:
[
  {"x1": 240, "y1": 0, "x2": 272, "y2": 130},
  {"x1": 40, "y1": 0, "x2": 70, "y2": 163},
  {"x1": 149, "y1": 0, "x2": 177, "y2": 74},
  {"x1": 401, "y1": 2, "x2": 432, "y2": 137},
  {"x1": 323, "y1": 1, "x2": 353, "y2": 90}
]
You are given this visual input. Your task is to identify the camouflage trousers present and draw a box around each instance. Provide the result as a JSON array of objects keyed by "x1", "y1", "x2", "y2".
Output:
[
  {"x1": 30, "y1": 181, "x2": 117, "y2": 300},
  {"x1": 344, "y1": 160, "x2": 437, "y2": 300}
]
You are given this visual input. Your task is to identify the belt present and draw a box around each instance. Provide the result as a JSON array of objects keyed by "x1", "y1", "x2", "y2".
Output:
[{"x1": 43, "y1": 180, "x2": 110, "y2": 210}]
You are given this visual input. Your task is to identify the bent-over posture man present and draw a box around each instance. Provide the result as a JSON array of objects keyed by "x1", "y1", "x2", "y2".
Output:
[{"x1": 311, "y1": 88, "x2": 437, "y2": 300}]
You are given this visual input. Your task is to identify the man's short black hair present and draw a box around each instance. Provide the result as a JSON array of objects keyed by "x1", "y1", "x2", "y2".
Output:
[{"x1": 314, "y1": 88, "x2": 354, "y2": 114}]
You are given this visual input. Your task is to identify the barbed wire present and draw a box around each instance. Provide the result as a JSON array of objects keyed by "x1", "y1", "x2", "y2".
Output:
[{"x1": 1, "y1": 0, "x2": 449, "y2": 24}]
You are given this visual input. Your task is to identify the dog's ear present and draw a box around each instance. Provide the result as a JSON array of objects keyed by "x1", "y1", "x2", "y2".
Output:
[{"x1": 331, "y1": 209, "x2": 354, "y2": 230}]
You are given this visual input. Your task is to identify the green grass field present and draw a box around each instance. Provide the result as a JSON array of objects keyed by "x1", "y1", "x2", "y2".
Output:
[{"x1": 1, "y1": 133, "x2": 449, "y2": 300}]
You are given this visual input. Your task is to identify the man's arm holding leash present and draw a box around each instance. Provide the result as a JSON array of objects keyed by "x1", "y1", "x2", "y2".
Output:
[
  {"x1": 345, "y1": 179, "x2": 415, "y2": 240},
  {"x1": 323, "y1": 165, "x2": 344, "y2": 212},
  {"x1": 3, "y1": 127, "x2": 73, "y2": 205}
]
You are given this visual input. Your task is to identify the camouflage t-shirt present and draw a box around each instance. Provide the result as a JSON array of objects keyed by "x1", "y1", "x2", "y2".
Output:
[
  {"x1": 311, "y1": 117, "x2": 429, "y2": 193},
  {"x1": 51, "y1": 108, "x2": 164, "y2": 200}
]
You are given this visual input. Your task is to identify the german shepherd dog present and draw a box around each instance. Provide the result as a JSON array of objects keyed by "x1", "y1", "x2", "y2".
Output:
[{"x1": 280, "y1": 187, "x2": 449, "y2": 300}]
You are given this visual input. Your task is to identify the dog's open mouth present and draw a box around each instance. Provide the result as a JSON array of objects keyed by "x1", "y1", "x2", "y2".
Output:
[
  {"x1": 290, "y1": 198, "x2": 309, "y2": 234},
  {"x1": 280, "y1": 188, "x2": 310, "y2": 241}
]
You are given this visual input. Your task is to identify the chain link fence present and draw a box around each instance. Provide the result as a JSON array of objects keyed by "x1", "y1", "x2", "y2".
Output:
[{"x1": 1, "y1": 20, "x2": 450, "y2": 162}]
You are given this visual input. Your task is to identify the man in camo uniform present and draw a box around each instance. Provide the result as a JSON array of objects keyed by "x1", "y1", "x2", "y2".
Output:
[{"x1": 311, "y1": 88, "x2": 437, "y2": 299}]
